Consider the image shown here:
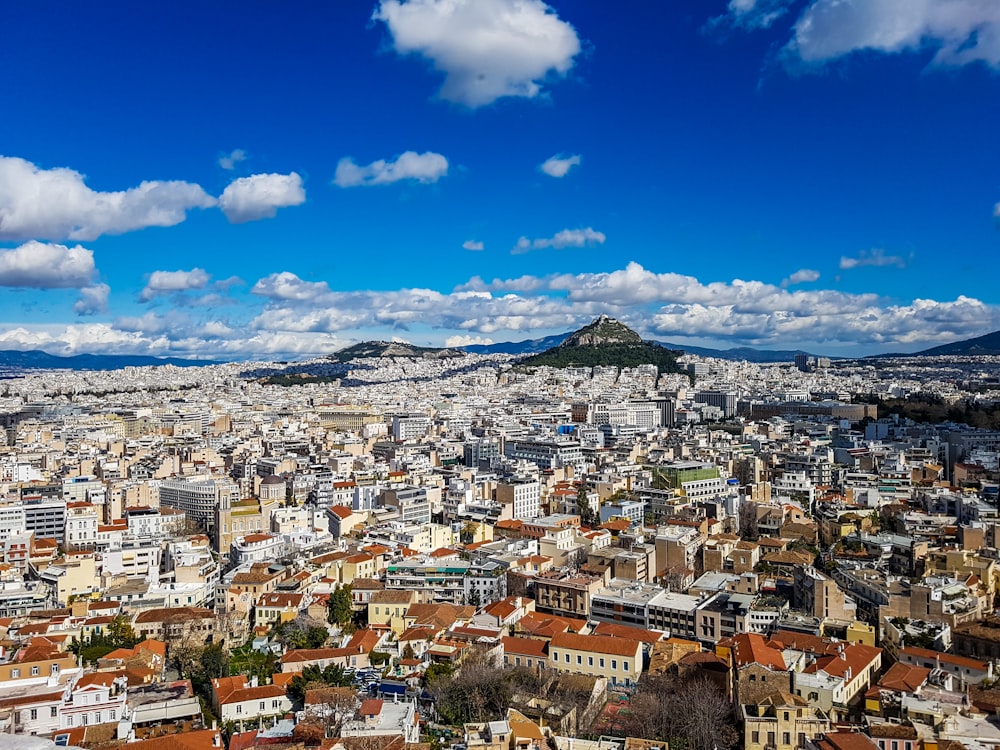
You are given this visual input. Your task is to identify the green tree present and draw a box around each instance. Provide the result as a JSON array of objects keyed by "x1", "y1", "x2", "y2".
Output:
[
  {"x1": 576, "y1": 485, "x2": 596, "y2": 526},
  {"x1": 107, "y1": 614, "x2": 139, "y2": 648},
  {"x1": 327, "y1": 585, "x2": 353, "y2": 627}
]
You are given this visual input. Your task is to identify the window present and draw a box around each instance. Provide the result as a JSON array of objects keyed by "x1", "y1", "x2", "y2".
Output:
[
  {"x1": 51, "y1": 707, "x2": 58, "y2": 718},
  {"x1": 51, "y1": 664, "x2": 60, "y2": 675},
  {"x1": 109, "y1": 710, "x2": 116, "y2": 721},
  {"x1": 611, "y1": 660, "x2": 618, "y2": 670},
  {"x1": 259, "y1": 701, "x2": 266, "y2": 710},
  {"x1": 515, "y1": 657, "x2": 521, "y2": 666},
  {"x1": 782, "y1": 732, "x2": 790, "y2": 746},
  {"x1": 11, "y1": 668, "x2": 19, "y2": 678},
  {"x1": 576, "y1": 655, "x2": 582, "y2": 665},
  {"x1": 752, "y1": 731, "x2": 759, "y2": 744},
  {"x1": 599, "y1": 658, "x2": 605, "y2": 668},
  {"x1": 564, "y1": 654, "x2": 570, "y2": 663},
  {"x1": 623, "y1": 661, "x2": 629, "y2": 672},
  {"x1": 273, "y1": 700, "x2": 280, "y2": 708},
  {"x1": 31, "y1": 666, "x2": 40, "y2": 676},
  {"x1": 236, "y1": 705, "x2": 242, "y2": 715},
  {"x1": 588, "y1": 656, "x2": 593, "y2": 666}
]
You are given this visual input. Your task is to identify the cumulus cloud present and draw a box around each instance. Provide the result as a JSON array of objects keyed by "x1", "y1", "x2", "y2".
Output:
[
  {"x1": 839, "y1": 248, "x2": 907, "y2": 270},
  {"x1": 373, "y1": 0, "x2": 582, "y2": 107},
  {"x1": 462, "y1": 240, "x2": 485, "y2": 251},
  {"x1": 139, "y1": 268, "x2": 212, "y2": 301},
  {"x1": 0, "y1": 156, "x2": 216, "y2": 241},
  {"x1": 445, "y1": 334, "x2": 494, "y2": 347},
  {"x1": 8, "y1": 261, "x2": 999, "y2": 358},
  {"x1": 512, "y1": 227, "x2": 606, "y2": 254},
  {"x1": 74, "y1": 283, "x2": 110, "y2": 316},
  {"x1": 788, "y1": 0, "x2": 1000, "y2": 68},
  {"x1": 0, "y1": 241, "x2": 97, "y2": 288},
  {"x1": 539, "y1": 154, "x2": 581, "y2": 178},
  {"x1": 251, "y1": 272, "x2": 333, "y2": 302},
  {"x1": 334, "y1": 151, "x2": 448, "y2": 188},
  {"x1": 218, "y1": 148, "x2": 248, "y2": 170},
  {"x1": 218, "y1": 172, "x2": 305, "y2": 223},
  {"x1": 781, "y1": 268, "x2": 820, "y2": 287}
]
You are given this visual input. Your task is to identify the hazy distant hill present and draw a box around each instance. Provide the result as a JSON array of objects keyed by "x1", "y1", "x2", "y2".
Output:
[
  {"x1": 517, "y1": 316, "x2": 683, "y2": 371},
  {"x1": 330, "y1": 340, "x2": 465, "y2": 363},
  {"x1": 464, "y1": 330, "x2": 808, "y2": 363},
  {"x1": 913, "y1": 330, "x2": 1000, "y2": 357},
  {"x1": 0, "y1": 349, "x2": 216, "y2": 371},
  {"x1": 462, "y1": 333, "x2": 568, "y2": 355}
]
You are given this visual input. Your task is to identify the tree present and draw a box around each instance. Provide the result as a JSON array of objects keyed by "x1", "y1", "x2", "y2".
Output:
[
  {"x1": 575, "y1": 485, "x2": 596, "y2": 527},
  {"x1": 617, "y1": 673, "x2": 738, "y2": 750},
  {"x1": 287, "y1": 664, "x2": 353, "y2": 705},
  {"x1": 327, "y1": 585, "x2": 353, "y2": 627},
  {"x1": 426, "y1": 647, "x2": 509, "y2": 725},
  {"x1": 107, "y1": 614, "x2": 138, "y2": 648}
]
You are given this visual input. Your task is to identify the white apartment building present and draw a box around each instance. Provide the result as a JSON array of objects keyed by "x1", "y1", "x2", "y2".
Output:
[{"x1": 495, "y1": 479, "x2": 541, "y2": 520}]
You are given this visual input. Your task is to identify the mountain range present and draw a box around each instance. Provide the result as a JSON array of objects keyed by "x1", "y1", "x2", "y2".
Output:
[
  {"x1": 1, "y1": 326, "x2": 998, "y2": 372},
  {"x1": 0, "y1": 350, "x2": 217, "y2": 371}
]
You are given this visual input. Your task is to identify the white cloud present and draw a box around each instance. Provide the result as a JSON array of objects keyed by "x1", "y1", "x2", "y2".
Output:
[
  {"x1": 334, "y1": 151, "x2": 448, "y2": 188},
  {"x1": 218, "y1": 172, "x2": 306, "y2": 223},
  {"x1": 781, "y1": 268, "x2": 820, "y2": 287},
  {"x1": 74, "y1": 283, "x2": 110, "y2": 316},
  {"x1": 512, "y1": 227, "x2": 606, "y2": 254},
  {"x1": 0, "y1": 156, "x2": 215, "y2": 241},
  {"x1": 218, "y1": 148, "x2": 248, "y2": 170},
  {"x1": 7, "y1": 261, "x2": 998, "y2": 358},
  {"x1": 994, "y1": 201, "x2": 1000, "y2": 218},
  {"x1": 839, "y1": 248, "x2": 907, "y2": 270},
  {"x1": 373, "y1": 0, "x2": 582, "y2": 107},
  {"x1": 140, "y1": 268, "x2": 212, "y2": 301},
  {"x1": 251, "y1": 271, "x2": 333, "y2": 302},
  {"x1": 788, "y1": 0, "x2": 1000, "y2": 68},
  {"x1": 445, "y1": 334, "x2": 494, "y2": 347},
  {"x1": 712, "y1": 0, "x2": 794, "y2": 30},
  {"x1": 462, "y1": 239, "x2": 485, "y2": 251},
  {"x1": 0, "y1": 241, "x2": 97, "y2": 288},
  {"x1": 539, "y1": 153, "x2": 581, "y2": 178}
]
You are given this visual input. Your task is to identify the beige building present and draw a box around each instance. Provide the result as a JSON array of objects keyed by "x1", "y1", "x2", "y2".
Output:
[
  {"x1": 368, "y1": 589, "x2": 419, "y2": 635},
  {"x1": 548, "y1": 630, "x2": 642, "y2": 687},
  {"x1": 742, "y1": 693, "x2": 831, "y2": 750}
]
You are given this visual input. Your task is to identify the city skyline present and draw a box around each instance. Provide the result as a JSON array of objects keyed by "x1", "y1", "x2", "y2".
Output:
[{"x1": 1, "y1": 0, "x2": 999, "y2": 361}]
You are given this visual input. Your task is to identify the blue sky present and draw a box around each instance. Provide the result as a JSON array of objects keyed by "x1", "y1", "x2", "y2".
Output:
[{"x1": 1, "y1": 0, "x2": 999, "y2": 359}]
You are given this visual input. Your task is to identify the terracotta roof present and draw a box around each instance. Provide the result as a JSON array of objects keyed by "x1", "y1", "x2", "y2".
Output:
[
  {"x1": 730, "y1": 632, "x2": 787, "y2": 671},
  {"x1": 899, "y1": 646, "x2": 990, "y2": 671},
  {"x1": 359, "y1": 698, "x2": 384, "y2": 716},
  {"x1": 502, "y1": 636, "x2": 547, "y2": 658},
  {"x1": 550, "y1": 631, "x2": 642, "y2": 658},
  {"x1": 877, "y1": 662, "x2": 930, "y2": 693}
]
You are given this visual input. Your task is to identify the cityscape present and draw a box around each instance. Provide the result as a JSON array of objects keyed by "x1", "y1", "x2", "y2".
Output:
[{"x1": 3, "y1": 2, "x2": 1000, "y2": 750}]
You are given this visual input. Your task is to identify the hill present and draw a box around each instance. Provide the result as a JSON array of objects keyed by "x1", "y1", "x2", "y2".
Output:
[
  {"x1": 0, "y1": 349, "x2": 216, "y2": 371},
  {"x1": 517, "y1": 316, "x2": 683, "y2": 372},
  {"x1": 914, "y1": 330, "x2": 1000, "y2": 357},
  {"x1": 464, "y1": 331, "x2": 815, "y2": 363},
  {"x1": 462, "y1": 333, "x2": 567, "y2": 355},
  {"x1": 330, "y1": 340, "x2": 465, "y2": 363}
]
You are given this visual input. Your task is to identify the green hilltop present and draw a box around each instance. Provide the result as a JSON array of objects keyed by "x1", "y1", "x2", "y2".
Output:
[
  {"x1": 517, "y1": 315, "x2": 683, "y2": 372},
  {"x1": 329, "y1": 340, "x2": 465, "y2": 363}
]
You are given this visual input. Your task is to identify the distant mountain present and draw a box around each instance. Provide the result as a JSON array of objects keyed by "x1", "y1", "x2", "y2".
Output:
[
  {"x1": 0, "y1": 350, "x2": 217, "y2": 371},
  {"x1": 330, "y1": 340, "x2": 465, "y2": 363},
  {"x1": 656, "y1": 343, "x2": 813, "y2": 363},
  {"x1": 463, "y1": 330, "x2": 809, "y2": 363},
  {"x1": 517, "y1": 316, "x2": 683, "y2": 372},
  {"x1": 913, "y1": 330, "x2": 1000, "y2": 357},
  {"x1": 462, "y1": 333, "x2": 568, "y2": 355}
]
